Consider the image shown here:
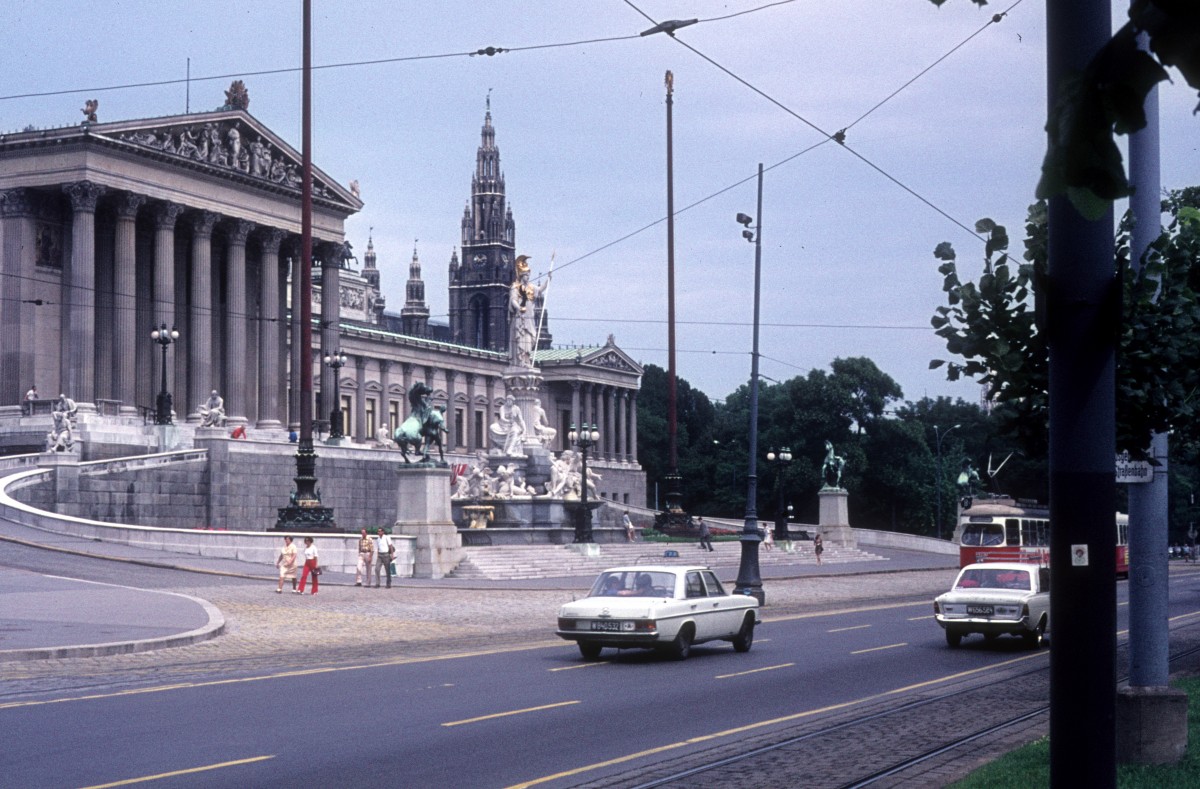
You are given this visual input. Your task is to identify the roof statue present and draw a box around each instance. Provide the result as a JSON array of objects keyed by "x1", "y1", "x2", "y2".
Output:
[
  {"x1": 224, "y1": 80, "x2": 250, "y2": 111},
  {"x1": 81, "y1": 99, "x2": 98, "y2": 123}
]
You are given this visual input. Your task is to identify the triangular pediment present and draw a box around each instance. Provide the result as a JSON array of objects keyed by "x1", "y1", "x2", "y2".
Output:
[
  {"x1": 581, "y1": 343, "x2": 641, "y2": 375},
  {"x1": 92, "y1": 110, "x2": 362, "y2": 213}
]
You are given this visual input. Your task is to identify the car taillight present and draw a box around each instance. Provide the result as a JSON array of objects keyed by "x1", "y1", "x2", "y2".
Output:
[
  {"x1": 558, "y1": 618, "x2": 575, "y2": 630},
  {"x1": 933, "y1": 601, "x2": 940, "y2": 614},
  {"x1": 1021, "y1": 604, "x2": 1030, "y2": 619},
  {"x1": 633, "y1": 620, "x2": 657, "y2": 632}
]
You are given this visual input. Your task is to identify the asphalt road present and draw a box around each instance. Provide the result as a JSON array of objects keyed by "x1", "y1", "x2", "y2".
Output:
[{"x1": 10, "y1": 570, "x2": 1199, "y2": 789}]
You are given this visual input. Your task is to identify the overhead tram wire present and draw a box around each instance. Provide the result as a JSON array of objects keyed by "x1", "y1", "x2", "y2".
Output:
[
  {"x1": 0, "y1": 3, "x2": 795, "y2": 104},
  {"x1": 622, "y1": 0, "x2": 991, "y2": 244}
]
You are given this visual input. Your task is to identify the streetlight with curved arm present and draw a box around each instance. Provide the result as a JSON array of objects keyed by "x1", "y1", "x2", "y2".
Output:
[
  {"x1": 323, "y1": 350, "x2": 348, "y2": 439},
  {"x1": 150, "y1": 324, "x2": 180, "y2": 426}
]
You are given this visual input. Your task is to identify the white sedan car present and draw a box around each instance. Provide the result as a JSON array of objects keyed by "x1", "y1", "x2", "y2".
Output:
[
  {"x1": 556, "y1": 565, "x2": 760, "y2": 660},
  {"x1": 934, "y1": 562, "x2": 1050, "y2": 648}
]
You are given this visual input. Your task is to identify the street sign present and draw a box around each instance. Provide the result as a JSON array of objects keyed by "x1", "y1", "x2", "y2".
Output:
[{"x1": 1115, "y1": 451, "x2": 1153, "y2": 484}]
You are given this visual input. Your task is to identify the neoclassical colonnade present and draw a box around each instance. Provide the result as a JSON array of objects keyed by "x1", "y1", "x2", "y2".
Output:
[
  {"x1": 0, "y1": 181, "x2": 347, "y2": 429},
  {"x1": 568, "y1": 381, "x2": 639, "y2": 464}
]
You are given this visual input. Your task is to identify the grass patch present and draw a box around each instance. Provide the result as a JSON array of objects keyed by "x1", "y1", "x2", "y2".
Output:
[{"x1": 952, "y1": 677, "x2": 1200, "y2": 788}]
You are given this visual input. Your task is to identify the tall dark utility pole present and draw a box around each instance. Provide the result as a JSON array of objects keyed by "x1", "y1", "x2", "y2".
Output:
[
  {"x1": 659, "y1": 69, "x2": 687, "y2": 529},
  {"x1": 1046, "y1": 1, "x2": 1117, "y2": 785},
  {"x1": 276, "y1": 0, "x2": 335, "y2": 531}
]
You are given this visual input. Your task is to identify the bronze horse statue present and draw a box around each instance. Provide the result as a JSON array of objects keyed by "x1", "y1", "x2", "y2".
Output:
[{"x1": 393, "y1": 382, "x2": 447, "y2": 464}]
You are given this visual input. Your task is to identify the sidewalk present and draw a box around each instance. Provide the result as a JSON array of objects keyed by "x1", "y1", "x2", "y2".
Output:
[{"x1": 0, "y1": 516, "x2": 957, "y2": 661}]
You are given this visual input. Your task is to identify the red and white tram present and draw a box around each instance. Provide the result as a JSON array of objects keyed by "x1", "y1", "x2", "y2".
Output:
[{"x1": 954, "y1": 497, "x2": 1128, "y2": 577}]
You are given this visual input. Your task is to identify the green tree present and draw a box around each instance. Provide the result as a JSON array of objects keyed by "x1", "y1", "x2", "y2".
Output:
[{"x1": 930, "y1": 194, "x2": 1200, "y2": 456}]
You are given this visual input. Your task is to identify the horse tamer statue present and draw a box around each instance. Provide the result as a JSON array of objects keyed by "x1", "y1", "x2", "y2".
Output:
[{"x1": 393, "y1": 381, "x2": 448, "y2": 464}]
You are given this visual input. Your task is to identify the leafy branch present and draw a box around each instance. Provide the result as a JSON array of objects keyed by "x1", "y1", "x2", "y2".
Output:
[{"x1": 928, "y1": 0, "x2": 1200, "y2": 219}]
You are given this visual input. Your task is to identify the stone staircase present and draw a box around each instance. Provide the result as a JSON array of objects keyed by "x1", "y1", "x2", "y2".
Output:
[{"x1": 450, "y1": 540, "x2": 887, "y2": 581}]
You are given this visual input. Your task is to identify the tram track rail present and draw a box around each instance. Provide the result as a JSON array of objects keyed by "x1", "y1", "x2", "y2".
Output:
[{"x1": 579, "y1": 626, "x2": 1200, "y2": 789}]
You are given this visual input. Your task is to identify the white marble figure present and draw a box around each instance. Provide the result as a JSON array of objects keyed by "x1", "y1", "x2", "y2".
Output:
[
  {"x1": 452, "y1": 451, "x2": 495, "y2": 500},
  {"x1": 531, "y1": 400, "x2": 557, "y2": 447},
  {"x1": 45, "y1": 408, "x2": 75, "y2": 452},
  {"x1": 493, "y1": 464, "x2": 515, "y2": 499},
  {"x1": 511, "y1": 468, "x2": 537, "y2": 497},
  {"x1": 375, "y1": 426, "x2": 393, "y2": 448},
  {"x1": 545, "y1": 449, "x2": 574, "y2": 498},
  {"x1": 199, "y1": 390, "x2": 227, "y2": 427},
  {"x1": 489, "y1": 395, "x2": 526, "y2": 456}
]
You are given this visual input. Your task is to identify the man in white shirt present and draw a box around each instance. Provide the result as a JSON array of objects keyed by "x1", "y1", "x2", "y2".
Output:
[{"x1": 374, "y1": 528, "x2": 395, "y2": 588}]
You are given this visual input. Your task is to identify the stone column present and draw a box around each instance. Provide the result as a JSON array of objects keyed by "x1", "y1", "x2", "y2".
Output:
[
  {"x1": 1, "y1": 189, "x2": 36, "y2": 402},
  {"x1": 401, "y1": 363, "x2": 413, "y2": 411},
  {"x1": 257, "y1": 229, "x2": 285, "y2": 428},
  {"x1": 114, "y1": 193, "x2": 146, "y2": 414},
  {"x1": 224, "y1": 219, "x2": 254, "y2": 425},
  {"x1": 355, "y1": 355, "x2": 367, "y2": 441},
  {"x1": 485, "y1": 375, "x2": 496, "y2": 423},
  {"x1": 287, "y1": 245, "x2": 301, "y2": 431},
  {"x1": 594, "y1": 385, "x2": 607, "y2": 459},
  {"x1": 379, "y1": 360, "x2": 392, "y2": 435},
  {"x1": 630, "y1": 391, "x2": 639, "y2": 464},
  {"x1": 617, "y1": 389, "x2": 628, "y2": 463},
  {"x1": 62, "y1": 181, "x2": 106, "y2": 402},
  {"x1": 187, "y1": 211, "x2": 220, "y2": 420},
  {"x1": 581, "y1": 383, "x2": 592, "y2": 428},
  {"x1": 319, "y1": 243, "x2": 341, "y2": 418},
  {"x1": 444, "y1": 369, "x2": 457, "y2": 449},
  {"x1": 606, "y1": 386, "x2": 617, "y2": 461},
  {"x1": 570, "y1": 381, "x2": 581, "y2": 431},
  {"x1": 465, "y1": 373, "x2": 477, "y2": 450},
  {"x1": 152, "y1": 203, "x2": 184, "y2": 416}
]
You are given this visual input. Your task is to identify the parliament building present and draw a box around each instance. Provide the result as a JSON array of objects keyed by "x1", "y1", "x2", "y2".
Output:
[{"x1": 0, "y1": 88, "x2": 646, "y2": 510}]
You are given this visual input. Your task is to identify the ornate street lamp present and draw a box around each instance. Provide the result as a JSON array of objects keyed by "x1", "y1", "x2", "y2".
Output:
[
  {"x1": 767, "y1": 447, "x2": 792, "y2": 541},
  {"x1": 150, "y1": 324, "x2": 179, "y2": 425},
  {"x1": 934, "y1": 423, "x2": 961, "y2": 540},
  {"x1": 569, "y1": 422, "x2": 600, "y2": 543},
  {"x1": 323, "y1": 350, "x2": 348, "y2": 439}
]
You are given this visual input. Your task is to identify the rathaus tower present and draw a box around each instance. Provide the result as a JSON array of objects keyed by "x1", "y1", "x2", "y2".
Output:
[{"x1": 448, "y1": 100, "x2": 517, "y2": 351}]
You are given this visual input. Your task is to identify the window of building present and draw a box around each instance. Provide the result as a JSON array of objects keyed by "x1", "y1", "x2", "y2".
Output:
[
  {"x1": 389, "y1": 400, "x2": 400, "y2": 434},
  {"x1": 455, "y1": 408, "x2": 465, "y2": 448},
  {"x1": 366, "y1": 398, "x2": 376, "y2": 438},
  {"x1": 474, "y1": 410, "x2": 484, "y2": 450},
  {"x1": 340, "y1": 394, "x2": 353, "y2": 435}
]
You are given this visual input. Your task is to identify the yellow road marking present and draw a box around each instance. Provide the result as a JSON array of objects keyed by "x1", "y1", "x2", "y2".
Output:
[
  {"x1": 442, "y1": 700, "x2": 579, "y2": 728},
  {"x1": 828, "y1": 624, "x2": 871, "y2": 633},
  {"x1": 79, "y1": 755, "x2": 274, "y2": 788},
  {"x1": 764, "y1": 599, "x2": 929, "y2": 623},
  {"x1": 549, "y1": 661, "x2": 609, "y2": 672},
  {"x1": 716, "y1": 663, "x2": 794, "y2": 680},
  {"x1": 505, "y1": 651, "x2": 1051, "y2": 789},
  {"x1": 851, "y1": 643, "x2": 907, "y2": 655}
]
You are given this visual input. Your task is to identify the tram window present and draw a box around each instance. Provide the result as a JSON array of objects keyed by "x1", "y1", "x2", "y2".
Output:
[
  {"x1": 1022, "y1": 519, "x2": 1048, "y2": 547},
  {"x1": 1005, "y1": 519, "x2": 1020, "y2": 546},
  {"x1": 962, "y1": 523, "x2": 1004, "y2": 546},
  {"x1": 1116, "y1": 522, "x2": 1128, "y2": 545}
]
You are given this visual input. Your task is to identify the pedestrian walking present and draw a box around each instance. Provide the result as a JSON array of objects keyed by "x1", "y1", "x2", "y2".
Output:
[
  {"x1": 354, "y1": 528, "x2": 374, "y2": 587},
  {"x1": 275, "y1": 535, "x2": 298, "y2": 593},
  {"x1": 623, "y1": 511, "x2": 637, "y2": 542},
  {"x1": 697, "y1": 517, "x2": 714, "y2": 552},
  {"x1": 763, "y1": 527, "x2": 775, "y2": 551},
  {"x1": 813, "y1": 533, "x2": 824, "y2": 565},
  {"x1": 375, "y1": 528, "x2": 395, "y2": 588},
  {"x1": 296, "y1": 536, "x2": 320, "y2": 595}
]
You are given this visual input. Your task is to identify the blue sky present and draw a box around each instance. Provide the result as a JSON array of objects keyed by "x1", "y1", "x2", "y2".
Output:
[{"x1": 3, "y1": 1, "x2": 1195, "y2": 404}]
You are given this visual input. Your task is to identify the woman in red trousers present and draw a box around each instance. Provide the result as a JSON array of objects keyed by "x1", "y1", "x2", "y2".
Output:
[{"x1": 296, "y1": 536, "x2": 320, "y2": 595}]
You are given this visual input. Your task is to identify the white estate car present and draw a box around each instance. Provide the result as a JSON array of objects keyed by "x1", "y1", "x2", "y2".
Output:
[
  {"x1": 556, "y1": 566, "x2": 760, "y2": 660},
  {"x1": 934, "y1": 562, "x2": 1050, "y2": 649}
]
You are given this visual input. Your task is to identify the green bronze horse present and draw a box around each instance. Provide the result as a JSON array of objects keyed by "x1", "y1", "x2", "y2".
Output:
[{"x1": 393, "y1": 382, "x2": 447, "y2": 464}]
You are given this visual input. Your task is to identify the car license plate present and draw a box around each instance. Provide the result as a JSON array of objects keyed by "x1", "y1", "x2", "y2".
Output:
[
  {"x1": 967, "y1": 605, "x2": 994, "y2": 616},
  {"x1": 590, "y1": 620, "x2": 624, "y2": 632}
]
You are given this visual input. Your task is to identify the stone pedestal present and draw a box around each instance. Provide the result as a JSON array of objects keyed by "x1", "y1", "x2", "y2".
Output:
[
  {"x1": 1117, "y1": 684, "x2": 1189, "y2": 765},
  {"x1": 818, "y1": 488, "x2": 857, "y2": 549},
  {"x1": 396, "y1": 465, "x2": 463, "y2": 579}
]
